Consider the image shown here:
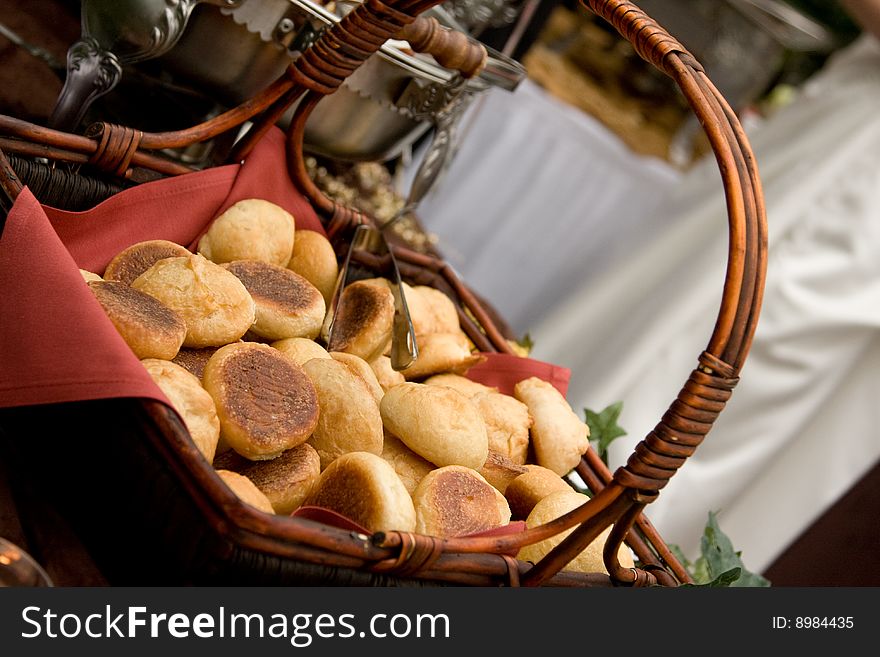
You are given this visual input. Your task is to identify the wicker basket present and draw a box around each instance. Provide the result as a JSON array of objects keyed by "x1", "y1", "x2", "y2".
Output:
[{"x1": 0, "y1": 0, "x2": 766, "y2": 587}]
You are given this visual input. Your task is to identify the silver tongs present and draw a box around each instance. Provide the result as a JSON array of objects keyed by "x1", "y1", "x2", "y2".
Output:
[
  {"x1": 321, "y1": 221, "x2": 418, "y2": 371},
  {"x1": 321, "y1": 74, "x2": 469, "y2": 371}
]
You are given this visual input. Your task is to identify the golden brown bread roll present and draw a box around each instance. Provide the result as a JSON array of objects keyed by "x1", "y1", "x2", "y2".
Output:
[
  {"x1": 401, "y1": 332, "x2": 484, "y2": 381},
  {"x1": 517, "y1": 489, "x2": 634, "y2": 574},
  {"x1": 412, "y1": 285, "x2": 461, "y2": 335},
  {"x1": 132, "y1": 254, "x2": 256, "y2": 348},
  {"x1": 141, "y1": 358, "x2": 220, "y2": 463},
  {"x1": 89, "y1": 280, "x2": 186, "y2": 360},
  {"x1": 216, "y1": 469, "x2": 275, "y2": 514},
  {"x1": 472, "y1": 392, "x2": 532, "y2": 465},
  {"x1": 329, "y1": 351, "x2": 384, "y2": 405},
  {"x1": 222, "y1": 260, "x2": 325, "y2": 341},
  {"x1": 171, "y1": 346, "x2": 220, "y2": 380},
  {"x1": 213, "y1": 443, "x2": 321, "y2": 515},
  {"x1": 380, "y1": 432, "x2": 435, "y2": 496},
  {"x1": 514, "y1": 377, "x2": 591, "y2": 476},
  {"x1": 398, "y1": 281, "x2": 433, "y2": 337},
  {"x1": 302, "y1": 358, "x2": 384, "y2": 469},
  {"x1": 327, "y1": 279, "x2": 394, "y2": 362},
  {"x1": 423, "y1": 373, "x2": 497, "y2": 398},
  {"x1": 379, "y1": 382, "x2": 488, "y2": 470},
  {"x1": 302, "y1": 451, "x2": 416, "y2": 532},
  {"x1": 198, "y1": 198, "x2": 295, "y2": 267},
  {"x1": 478, "y1": 450, "x2": 528, "y2": 494},
  {"x1": 287, "y1": 230, "x2": 339, "y2": 306},
  {"x1": 80, "y1": 269, "x2": 103, "y2": 283},
  {"x1": 504, "y1": 465, "x2": 573, "y2": 520},
  {"x1": 271, "y1": 337, "x2": 331, "y2": 367},
  {"x1": 103, "y1": 239, "x2": 191, "y2": 285},
  {"x1": 203, "y1": 342, "x2": 319, "y2": 460},
  {"x1": 369, "y1": 355, "x2": 406, "y2": 392},
  {"x1": 412, "y1": 466, "x2": 511, "y2": 538}
]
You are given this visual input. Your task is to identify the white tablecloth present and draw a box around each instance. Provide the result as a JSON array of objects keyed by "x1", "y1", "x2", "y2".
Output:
[
  {"x1": 530, "y1": 34, "x2": 880, "y2": 574},
  {"x1": 415, "y1": 35, "x2": 880, "y2": 577},
  {"x1": 412, "y1": 78, "x2": 681, "y2": 336}
]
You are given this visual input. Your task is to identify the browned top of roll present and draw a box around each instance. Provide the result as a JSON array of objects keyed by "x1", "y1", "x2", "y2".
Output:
[
  {"x1": 172, "y1": 346, "x2": 220, "y2": 380},
  {"x1": 89, "y1": 280, "x2": 186, "y2": 345},
  {"x1": 206, "y1": 343, "x2": 319, "y2": 456},
  {"x1": 103, "y1": 240, "x2": 191, "y2": 285},
  {"x1": 416, "y1": 467, "x2": 503, "y2": 537},
  {"x1": 213, "y1": 443, "x2": 319, "y2": 497},
  {"x1": 222, "y1": 260, "x2": 322, "y2": 315},
  {"x1": 328, "y1": 279, "x2": 393, "y2": 354}
]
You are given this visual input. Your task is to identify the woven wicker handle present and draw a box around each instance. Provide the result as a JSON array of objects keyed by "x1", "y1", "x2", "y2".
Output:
[{"x1": 397, "y1": 16, "x2": 488, "y2": 78}]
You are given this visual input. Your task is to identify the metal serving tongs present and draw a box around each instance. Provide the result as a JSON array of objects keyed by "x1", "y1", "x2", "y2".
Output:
[
  {"x1": 321, "y1": 220, "x2": 418, "y2": 371},
  {"x1": 321, "y1": 74, "x2": 470, "y2": 371}
]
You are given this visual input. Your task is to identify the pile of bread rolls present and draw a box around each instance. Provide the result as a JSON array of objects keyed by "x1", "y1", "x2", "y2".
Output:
[{"x1": 82, "y1": 198, "x2": 631, "y2": 575}]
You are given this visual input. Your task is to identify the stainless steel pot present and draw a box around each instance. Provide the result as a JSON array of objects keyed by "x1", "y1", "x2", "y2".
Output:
[{"x1": 158, "y1": 0, "x2": 526, "y2": 161}]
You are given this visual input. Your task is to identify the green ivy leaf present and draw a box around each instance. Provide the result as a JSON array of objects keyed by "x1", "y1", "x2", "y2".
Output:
[
  {"x1": 517, "y1": 332, "x2": 535, "y2": 353},
  {"x1": 585, "y1": 401, "x2": 627, "y2": 464},
  {"x1": 682, "y1": 567, "x2": 742, "y2": 588},
  {"x1": 697, "y1": 512, "x2": 771, "y2": 587}
]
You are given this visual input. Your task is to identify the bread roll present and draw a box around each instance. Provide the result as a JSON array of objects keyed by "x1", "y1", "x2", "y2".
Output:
[
  {"x1": 517, "y1": 489, "x2": 634, "y2": 574},
  {"x1": 472, "y1": 392, "x2": 532, "y2": 465},
  {"x1": 412, "y1": 285, "x2": 461, "y2": 335},
  {"x1": 423, "y1": 373, "x2": 496, "y2": 398},
  {"x1": 198, "y1": 198, "x2": 295, "y2": 267},
  {"x1": 379, "y1": 382, "x2": 488, "y2": 470},
  {"x1": 287, "y1": 230, "x2": 338, "y2": 305},
  {"x1": 132, "y1": 254, "x2": 256, "y2": 348},
  {"x1": 213, "y1": 443, "x2": 321, "y2": 515},
  {"x1": 222, "y1": 260, "x2": 325, "y2": 340},
  {"x1": 141, "y1": 358, "x2": 220, "y2": 463},
  {"x1": 398, "y1": 281, "x2": 433, "y2": 337},
  {"x1": 330, "y1": 351, "x2": 383, "y2": 405},
  {"x1": 171, "y1": 346, "x2": 220, "y2": 380},
  {"x1": 216, "y1": 469, "x2": 275, "y2": 514},
  {"x1": 505, "y1": 465, "x2": 572, "y2": 519},
  {"x1": 302, "y1": 451, "x2": 416, "y2": 532},
  {"x1": 302, "y1": 358, "x2": 383, "y2": 469},
  {"x1": 401, "y1": 332, "x2": 484, "y2": 381},
  {"x1": 80, "y1": 269, "x2": 102, "y2": 283},
  {"x1": 103, "y1": 239, "x2": 191, "y2": 285},
  {"x1": 327, "y1": 279, "x2": 393, "y2": 362},
  {"x1": 413, "y1": 466, "x2": 511, "y2": 538},
  {"x1": 369, "y1": 355, "x2": 406, "y2": 392},
  {"x1": 271, "y1": 337, "x2": 331, "y2": 367},
  {"x1": 514, "y1": 377, "x2": 590, "y2": 476},
  {"x1": 478, "y1": 450, "x2": 528, "y2": 494},
  {"x1": 381, "y1": 432, "x2": 435, "y2": 495},
  {"x1": 89, "y1": 280, "x2": 186, "y2": 360},
  {"x1": 203, "y1": 342, "x2": 319, "y2": 460}
]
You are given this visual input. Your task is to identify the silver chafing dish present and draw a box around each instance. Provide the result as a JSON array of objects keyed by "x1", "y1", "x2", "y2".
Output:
[{"x1": 52, "y1": 0, "x2": 526, "y2": 163}]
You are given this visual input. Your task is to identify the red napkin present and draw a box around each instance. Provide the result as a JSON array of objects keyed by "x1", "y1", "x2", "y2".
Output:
[
  {"x1": 292, "y1": 506, "x2": 373, "y2": 534},
  {"x1": 0, "y1": 127, "x2": 322, "y2": 409},
  {"x1": 465, "y1": 352, "x2": 570, "y2": 398}
]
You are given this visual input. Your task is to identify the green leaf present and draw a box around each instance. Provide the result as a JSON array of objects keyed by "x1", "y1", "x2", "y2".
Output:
[
  {"x1": 682, "y1": 567, "x2": 742, "y2": 588},
  {"x1": 585, "y1": 401, "x2": 627, "y2": 464},
  {"x1": 517, "y1": 332, "x2": 535, "y2": 353},
  {"x1": 698, "y1": 511, "x2": 771, "y2": 587}
]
